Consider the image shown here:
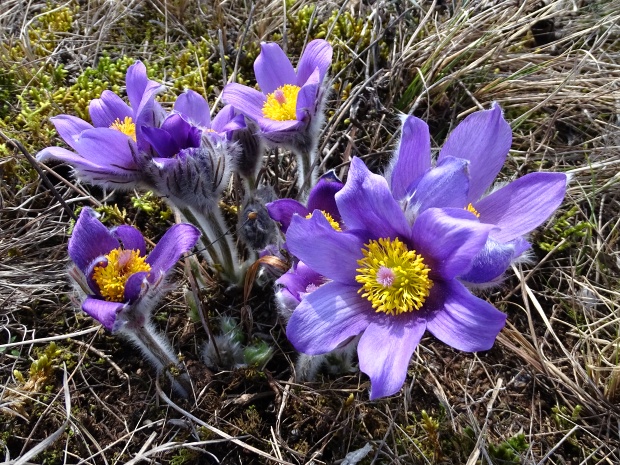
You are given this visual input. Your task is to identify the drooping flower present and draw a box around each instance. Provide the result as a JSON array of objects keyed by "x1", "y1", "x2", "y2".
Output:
[
  {"x1": 68, "y1": 207, "x2": 200, "y2": 332},
  {"x1": 385, "y1": 104, "x2": 568, "y2": 283},
  {"x1": 285, "y1": 157, "x2": 507, "y2": 400},
  {"x1": 222, "y1": 39, "x2": 333, "y2": 192},
  {"x1": 36, "y1": 61, "x2": 164, "y2": 187}
]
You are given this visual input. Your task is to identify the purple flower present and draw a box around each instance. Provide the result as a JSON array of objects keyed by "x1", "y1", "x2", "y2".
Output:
[
  {"x1": 68, "y1": 208, "x2": 200, "y2": 332},
  {"x1": 36, "y1": 61, "x2": 164, "y2": 187},
  {"x1": 267, "y1": 171, "x2": 344, "y2": 233},
  {"x1": 285, "y1": 158, "x2": 507, "y2": 400},
  {"x1": 386, "y1": 104, "x2": 567, "y2": 283},
  {"x1": 222, "y1": 39, "x2": 332, "y2": 147},
  {"x1": 274, "y1": 261, "x2": 325, "y2": 321}
]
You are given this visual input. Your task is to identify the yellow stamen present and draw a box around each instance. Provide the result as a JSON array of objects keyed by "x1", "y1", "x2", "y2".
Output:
[
  {"x1": 356, "y1": 238, "x2": 433, "y2": 315},
  {"x1": 110, "y1": 116, "x2": 137, "y2": 141},
  {"x1": 92, "y1": 248, "x2": 151, "y2": 302},
  {"x1": 465, "y1": 203, "x2": 480, "y2": 218},
  {"x1": 306, "y1": 210, "x2": 342, "y2": 231},
  {"x1": 262, "y1": 84, "x2": 300, "y2": 121}
]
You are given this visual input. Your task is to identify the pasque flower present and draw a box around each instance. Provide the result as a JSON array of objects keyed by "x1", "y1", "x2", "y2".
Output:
[
  {"x1": 222, "y1": 39, "x2": 333, "y2": 192},
  {"x1": 385, "y1": 104, "x2": 567, "y2": 283},
  {"x1": 285, "y1": 158, "x2": 507, "y2": 400},
  {"x1": 68, "y1": 208, "x2": 200, "y2": 397},
  {"x1": 36, "y1": 61, "x2": 164, "y2": 187},
  {"x1": 68, "y1": 207, "x2": 200, "y2": 332}
]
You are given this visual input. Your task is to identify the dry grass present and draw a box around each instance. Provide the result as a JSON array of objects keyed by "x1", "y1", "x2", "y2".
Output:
[{"x1": 1, "y1": 0, "x2": 620, "y2": 463}]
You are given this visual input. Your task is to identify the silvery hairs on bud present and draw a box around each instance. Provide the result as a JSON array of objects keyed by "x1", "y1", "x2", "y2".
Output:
[
  {"x1": 145, "y1": 136, "x2": 238, "y2": 211},
  {"x1": 237, "y1": 185, "x2": 277, "y2": 251}
]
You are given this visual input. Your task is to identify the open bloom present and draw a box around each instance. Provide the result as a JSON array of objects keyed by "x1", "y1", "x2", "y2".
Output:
[
  {"x1": 222, "y1": 39, "x2": 332, "y2": 147},
  {"x1": 36, "y1": 61, "x2": 164, "y2": 187},
  {"x1": 386, "y1": 104, "x2": 567, "y2": 283},
  {"x1": 285, "y1": 158, "x2": 507, "y2": 400},
  {"x1": 68, "y1": 208, "x2": 200, "y2": 332}
]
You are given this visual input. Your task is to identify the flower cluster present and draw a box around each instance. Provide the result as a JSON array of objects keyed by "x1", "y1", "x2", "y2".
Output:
[{"x1": 37, "y1": 39, "x2": 567, "y2": 401}]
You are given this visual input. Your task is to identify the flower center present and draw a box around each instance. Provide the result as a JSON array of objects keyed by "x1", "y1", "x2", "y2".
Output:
[
  {"x1": 356, "y1": 238, "x2": 433, "y2": 315},
  {"x1": 306, "y1": 210, "x2": 341, "y2": 231},
  {"x1": 465, "y1": 203, "x2": 480, "y2": 218},
  {"x1": 262, "y1": 84, "x2": 300, "y2": 121},
  {"x1": 92, "y1": 248, "x2": 151, "y2": 302},
  {"x1": 110, "y1": 116, "x2": 137, "y2": 141}
]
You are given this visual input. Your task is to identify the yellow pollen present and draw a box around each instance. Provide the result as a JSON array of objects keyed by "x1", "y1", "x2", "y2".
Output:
[
  {"x1": 465, "y1": 203, "x2": 481, "y2": 218},
  {"x1": 355, "y1": 237, "x2": 433, "y2": 316},
  {"x1": 110, "y1": 116, "x2": 137, "y2": 141},
  {"x1": 306, "y1": 210, "x2": 342, "y2": 231},
  {"x1": 92, "y1": 248, "x2": 151, "y2": 302},
  {"x1": 262, "y1": 84, "x2": 301, "y2": 121}
]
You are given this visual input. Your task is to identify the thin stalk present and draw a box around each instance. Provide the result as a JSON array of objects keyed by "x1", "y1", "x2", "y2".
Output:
[{"x1": 120, "y1": 321, "x2": 192, "y2": 398}]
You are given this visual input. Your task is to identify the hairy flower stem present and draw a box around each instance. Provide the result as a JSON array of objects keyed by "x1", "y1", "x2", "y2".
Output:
[
  {"x1": 295, "y1": 145, "x2": 317, "y2": 197},
  {"x1": 180, "y1": 206, "x2": 243, "y2": 284},
  {"x1": 118, "y1": 320, "x2": 192, "y2": 398}
]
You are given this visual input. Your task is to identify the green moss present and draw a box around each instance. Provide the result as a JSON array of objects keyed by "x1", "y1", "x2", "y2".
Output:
[{"x1": 539, "y1": 206, "x2": 592, "y2": 252}]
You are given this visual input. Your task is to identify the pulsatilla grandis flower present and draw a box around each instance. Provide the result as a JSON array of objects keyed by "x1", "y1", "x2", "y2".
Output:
[
  {"x1": 36, "y1": 61, "x2": 163, "y2": 187},
  {"x1": 68, "y1": 207, "x2": 200, "y2": 332},
  {"x1": 285, "y1": 158, "x2": 507, "y2": 400},
  {"x1": 385, "y1": 104, "x2": 567, "y2": 283},
  {"x1": 222, "y1": 40, "x2": 332, "y2": 145}
]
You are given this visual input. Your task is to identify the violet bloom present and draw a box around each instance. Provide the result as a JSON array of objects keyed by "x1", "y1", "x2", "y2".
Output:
[
  {"x1": 386, "y1": 104, "x2": 567, "y2": 283},
  {"x1": 68, "y1": 207, "x2": 200, "y2": 332},
  {"x1": 285, "y1": 158, "x2": 507, "y2": 400},
  {"x1": 36, "y1": 61, "x2": 164, "y2": 187},
  {"x1": 223, "y1": 40, "x2": 333, "y2": 192}
]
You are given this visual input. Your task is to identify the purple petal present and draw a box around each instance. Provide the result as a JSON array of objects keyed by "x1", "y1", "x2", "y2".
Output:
[
  {"x1": 74, "y1": 128, "x2": 140, "y2": 171},
  {"x1": 146, "y1": 223, "x2": 200, "y2": 275},
  {"x1": 439, "y1": 103, "x2": 512, "y2": 202},
  {"x1": 174, "y1": 89, "x2": 211, "y2": 127},
  {"x1": 125, "y1": 61, "x2": 150, "y2": 113},
  {"x1": 211, "y1": 105, "x2": 239, "y2": 132},
  {"x1": 266, "y1": 198, "x2": 309, "y2": 232},
  {"x1": 142, "y1": 126, "x2": 181, "y2": 159},
  {"x1": 111, "y1": 225, "x2": 146, "y2": 255},
  {"x1": 124, "y1": 271, "x2": 149, "y2": 302},
  {"x1": 82, "y1": 297, "x2": 124, "y2": 331},
  {"x1": 36, "y1": 146, "x2": 114, "y2": 174},
  {"x1": 296, "y1": 39, "x2": 333, "y2": 86},
  {"x1": 68, "y1": 207, "x2": 119, "y2": 273},
  {"x1": 426, "y1": 280, "x2": 506, "y2": 351},
  {"x1": 295, "y1": 68, "x2": 320, "y2": 121},
  {"x1": 222, "y1": 83, "x2": 267, "y2": 123},
  {"x1": 161, "y1": 114, "x2": 201, "y2": 149},
  {"x1": 51, "y1": 115, "x2": 93, "y2": 150},
  {"x1": 275, "y1": 261, "x2": 323, "y2": 301},
  {"x1": 475, "y1": 172, "x2": 567, "y2": 242},
  {"x1": 413, "y1": 208, "x2": 493, "y2": 280},
  {"x1": 458, "y1": 237, "x2": 517, "y2": 284},
  {"x1": 89, "y1": 90, "x2": 133, "y2": 128},
  {"x1": 286, "y1": 282, "x2": 372, "y2": 354},
  {"x1": 306, "y1": 175, "x2": 344, "y2": 220},
  {"x1": 358, "y1": 316, "x2": 426, "y2": 400},
  {"x1": 336, "y1": 157, "x2": 412, "y2": 239},
  {"x1": 286, "y1": 213, "x2": 365, "y2": 285},
  {"x1": 404, "y1": 156, "x2": 469, "y2": 216},
  {"x1": 257, "y1": 118, "x2": 304, "y2": 134},
  {"x1": 254, "y1": 42, "x2": 296, "y2": 94},
  {"x1": 389, "y1": 116, "x2": 431, "y2": 200}
]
